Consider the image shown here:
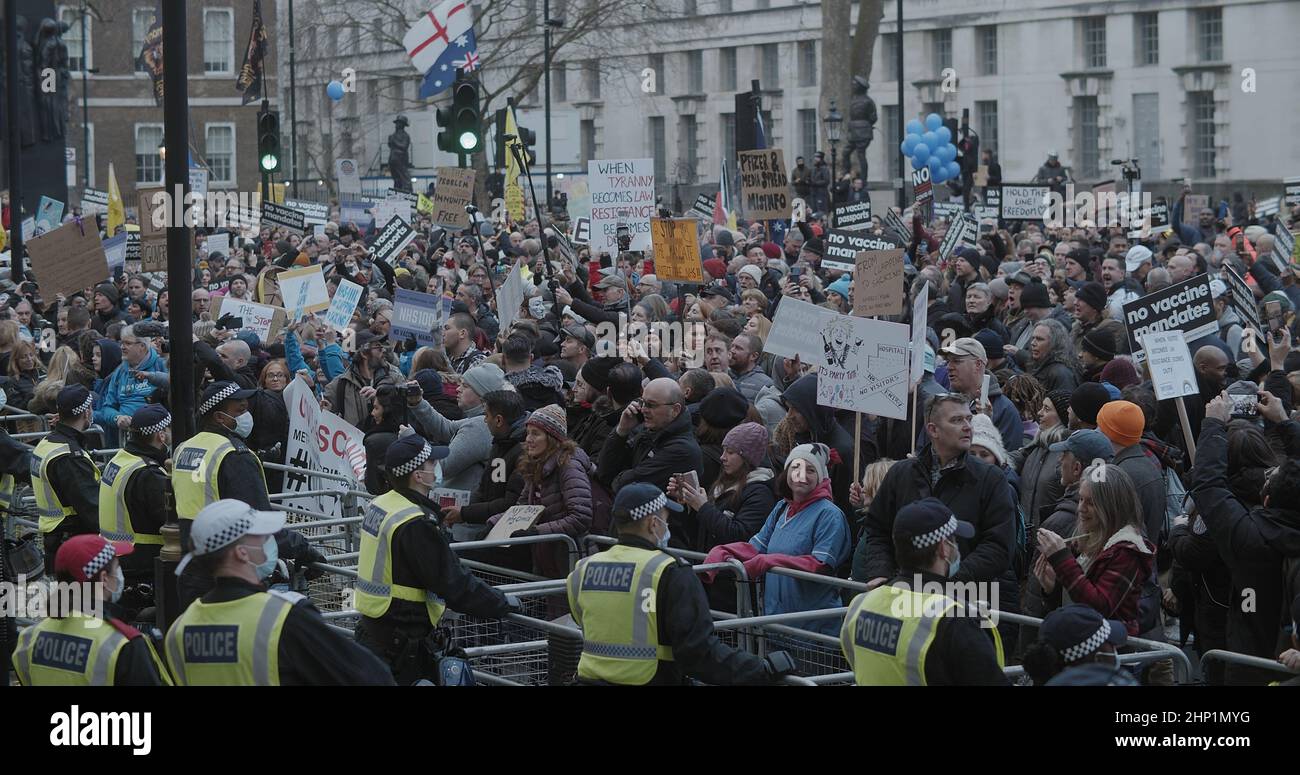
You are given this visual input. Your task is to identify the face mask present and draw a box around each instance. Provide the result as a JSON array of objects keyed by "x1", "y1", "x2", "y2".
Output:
[
  {"x1": 109, "y1": 565, "x2": 124, "y2": 604},
  {"x1": 655, "y1": 517, "x2": 671, "y2": 550},
  {"x1": 0, "y1": 388, "x2": 8, "y2": 413},
  {"x1": 247, "y1": 535, "x2": 278, "y2": 581},
  {"x1": 229, "y1": 411, "x2": 254, "y2": 438},
  {"x1": 529, "y1": 297, "x2": 548, "y2": 319},
  {"x1": 946, "y1": 540, "x2": 961, "y2": 577}
]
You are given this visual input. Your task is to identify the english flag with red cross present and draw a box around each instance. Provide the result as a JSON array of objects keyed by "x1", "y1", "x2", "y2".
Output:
[{"x1": 403, "y1": 0, "x2": 480, "y2": 99}]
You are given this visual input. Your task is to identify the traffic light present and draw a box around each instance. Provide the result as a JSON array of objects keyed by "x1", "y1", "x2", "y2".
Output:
[
  {"x1": 516, "y1": 125, "x2": 537, "y2": 169},
  {"x1": 257, "y1": 110, "x2": 281, "y2": 173},
  {"x1": 437, "y1": 71, "x2": 481, "y2": 154}
]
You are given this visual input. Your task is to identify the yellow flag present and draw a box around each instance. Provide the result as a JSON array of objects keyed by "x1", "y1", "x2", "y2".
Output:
[
  {"x1": 504, "y1": 106, "x2": 524, "y2": 223},
  {"x1": 107, "y1": 163, "x2": 125, "y2": 237},
  {"x1": 417, "y1": 192, "x2": 434, "y2": 216}
]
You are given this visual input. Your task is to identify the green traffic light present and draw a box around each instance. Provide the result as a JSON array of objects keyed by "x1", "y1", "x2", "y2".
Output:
[
  {"x1": 458, "y1": 131, "x2": 479, "y2": 151},
  {"x1": 260, "y1": 153, "x2": 279, "y2": 172}
]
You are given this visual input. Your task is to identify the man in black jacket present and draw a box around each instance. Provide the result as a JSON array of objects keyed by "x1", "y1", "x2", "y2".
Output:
[
  {"x1": 598, "y1": 377, "x2": 702, "y2": 495},
  {"x1": 1190, "y1": 391, "x2": 1300, "y2": 685},
  {"x1": 33, "y1": 385, "x2": 102, "y2": 559},
  {"x1": 450, "y1": 390, "x2": 527, "y2": 527},
  {"x1": 571, "y1": 359, "x2": 639, "y2": 460}
]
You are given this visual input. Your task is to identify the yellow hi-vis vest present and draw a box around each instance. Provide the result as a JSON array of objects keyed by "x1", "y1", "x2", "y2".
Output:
[
  {"x1": 171, "y1": 431, "x2": 266, "y2": 520},
  {"x1": 354, "y1": 489, "x2": 446, "y2": 626},
  {"x1": 99, "y1": 449, "x2": 164, "y2": 546},
  {"x1": 0, "y1": 473, "x2": 15, "y2": 511},
  {"x1": 32, "y1": 438, "x2": 100, "y2": 534},
  {"x1": 164, "y1": 591, "x2": 295, "y2": 685},
  {"x1": 567, "y1": 543, "x2": 676, "y2": 685},
  {"x1": 840, "y1": 584, "x2": 1004, "y2": 686},
  {"x1": 11, "y1": 612, "x2": 169, "y2": 686}
]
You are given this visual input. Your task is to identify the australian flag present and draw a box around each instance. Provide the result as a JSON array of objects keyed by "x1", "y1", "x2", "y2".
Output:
[{"x1": 403, "y1": 0, "x2": 481, "y2": 99}]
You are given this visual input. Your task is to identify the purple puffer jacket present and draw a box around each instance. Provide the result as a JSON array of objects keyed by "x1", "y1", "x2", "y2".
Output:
[{"x1": 519, "y1": 447, "x2": 593, "y2": 578}]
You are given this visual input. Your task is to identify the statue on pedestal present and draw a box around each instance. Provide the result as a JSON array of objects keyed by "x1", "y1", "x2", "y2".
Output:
[
  {"x1": 387, "y1": 115, "x2": 412, "y2": 193},
  {"x1": 844, "y1": 75, "x2": 877, "y2": 180}
]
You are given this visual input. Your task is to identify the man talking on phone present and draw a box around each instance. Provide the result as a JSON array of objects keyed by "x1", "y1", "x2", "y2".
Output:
[{"x1": 597, "y1": 378, "x2": 702, "y2": 498}]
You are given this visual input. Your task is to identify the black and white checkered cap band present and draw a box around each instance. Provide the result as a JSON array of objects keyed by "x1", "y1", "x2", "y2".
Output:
[
  {"x1": 1061, "y1": 621, "x2": 1112, "y2": 663},
  {"x1": 70, "y1": 394, "x2": 93, "y2": 416},
  {"x1": 83, "y1": 541, "x2": 116, "y2": 579},
  {"x1": 199, "y1": 383, "x2": 240, "y2": 415},
  {"x1": 629, "y1": 493, "x2": 668, "y2": 521},
  {"x1": 198, "y1": 514, "x2": 253, "y2": 555},
  {"x1": 391, "y1": 442, "x2": 434, "y2": 478},
  {"x1": 911, "y1": 515, "x2": 959, "y2": 549},
  {"x1": 135, "y1": 414, "x2": 172, "y2": 435}
]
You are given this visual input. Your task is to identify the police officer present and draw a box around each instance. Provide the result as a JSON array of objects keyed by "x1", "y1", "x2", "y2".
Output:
[
  {"x1": 0, "y1": 387, "x2": 32, "y2": 514},
  {"x1": 840, "y1": 498, "x2": 1006, "y2": 686},
  {"x1": 0, "y1": 387, "x2": 33, "y2": 687},
  {"x1": 353, "y1": 434, "x2": 516, "y2": 682},
  {"x1": 11, "y1": 535, "x2": 170, "y2": 685},
  {"x1": 172, "y1": 381, "x2": 323, "y2": 608},
  {"x1": 32, "y1": 385, "x2": 101, "y2": 560},
  {"x1": 567, "y1": 483, "x2": 797, "y2": 685},
  {"x1": 165, "y1": 500, "x2": 393, "y2": 685},
  {"x1": 99, "y1": 404, "x2": 171, "y2": 588}
]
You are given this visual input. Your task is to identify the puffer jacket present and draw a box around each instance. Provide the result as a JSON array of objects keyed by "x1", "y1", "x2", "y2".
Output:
[
  {"x1": 1014, "y1": 425, "x2": 1067, "y2": 527},
  {"x1": 94, "y1": 346, "x2": 166, "y2": 447},
  {"x1": 516, "y1": 447, "x2": 593, "y2": 579},
  {"x1": 1028, "y1": 356, "x2": 1079, "y2": 394}
]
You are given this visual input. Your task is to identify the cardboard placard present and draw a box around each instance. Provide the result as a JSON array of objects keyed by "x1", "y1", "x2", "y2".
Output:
[
  {"x1": 833, "y1": 201, "x2": 872, "y2": 231},
  {"x1": 278, "y1": 264, "x2": 330, "y2": 320},
  {"x1": 486, "y1": 505, "x2": 547, "y2": 541},
  {"x1": 690, "y1": 193, "x2": 715, "y2": 220},
  {"x1": 1182, "y1": 194, "x2": 1210, "y2": 227},
  {"x1": 27, "y1": 219, "x2": 110, "y2": 297},
  {"x1": 823, "y1": 229, "x2": 902, "y2": 273},
  {"x1": 371, "y1": 197, "x2": 411, "y2": 231},
  {"x1": 852, "y1": 249, "x2": 905, "y2": 318},
  {"x1": 284, "y1": 198, "x2": 330, "y2": 225},
  {"x1": 764, "y1": 296, "x2": 842, "y2": 368},
  {"x1": 430, "y1": 167, "x2": 476, "y2": 230},
  {"x1": 372, "y1": 215, "x2": 417, "y2": 264},
  {"x1": 213, "y1": 296, "x2": 286, "y2": 344},
  {"x1": 139, "y1": 236, "x2": 168, "y2": 273},
  {"x1": 261, "y1": 201, "x2": 307, "y2": 234},
  {"x1": 737, "y1": 148, "x2": 789, "y2": 221},
  {"x1": 1122, "y1": 273, "x2": 1217, "y2": 361},
  {"x1": 1141, "y1": 331, "x2": 1198, "y2": 402},
  {"x1": 974, "y1": 166, "x2": 989, "y2": 188},
  {"x1": 1000, "y1": 185, "x2": 1050, "y2": 221},
  {"x1": 815, "y1": 313, "x2": 911, "y2": 421},
  {"x1": 588, "y1": 158, "x2": 655, "y2": 254},
  {"x1": 323, "y1": 279, "x2": 364, "y2": 330},
  {"x1": 649, "y1": 217, "x2": 703, "y2": 283},
  {"x1": 392, "y1": 288, "x2": 445, "y2": 348},
  {"x1": 335, "y1": 158, "x2": 361, "y2": 195}
]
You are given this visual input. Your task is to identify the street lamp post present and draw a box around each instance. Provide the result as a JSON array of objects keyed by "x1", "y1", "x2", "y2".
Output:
[
  {"x1": 824, "y1": 100, "x2": 842, "y2": 207},
  {"x1": 543, "y1": 5, "x2": 564, "y2": 210}
]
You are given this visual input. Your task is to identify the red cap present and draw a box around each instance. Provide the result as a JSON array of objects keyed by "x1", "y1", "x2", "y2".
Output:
[
  {"x1": 54, "y1": 535, "x2": 134, "y2": 583},
  {"x1": 703, "y1": 258, "x2": 727, "y2": 279},
  {"x1": 762, "y1": 242, "x2": 782, "y2": 259}
]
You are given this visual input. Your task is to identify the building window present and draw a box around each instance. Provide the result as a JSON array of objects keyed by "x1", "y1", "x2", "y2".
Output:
[
  {"x1": 553, "y1": 63, "x2": 566, "y2": 102},
  {"x1": 203, "y1": 8, "x2": 234, "y2": 75},
  {"x1": 687, "y1": 50, "x2": 703, "y2": 93},
  {"x1": 760, "y1": 109, "x2": 774, "y2": 146},
  {"x1": 1196, "y1": 8, "x2": 1222, "y2": 62},
  {"x1": 1082, "y1": 17, "x2": 1106, "y2": 69},
  {"x1": 1074, "y1": 96, "x2": 1099, "y2": 179},
  {"x1": 798, "y1": 41, "x2": 816, "y2": 87},
  {"x1": 798, "y1": 109, "x2": 817, "y2": 163},
  {"x1": 976, "y1": 100, "x2": 998, "y2": 156},
  {"x1": 760, "y1": 43, "x2": 779, "y2": 87},
  {"x1": 650, "y1": 117, "x2": 666, "y2": 184},
  {"x1": 205, "y1": 124, "x2": 235, "y2": 186},
  {"x1": 721, "y1": 112, "x2": 736, "y2": 166},
  {"x1": 684, "y1": 0, "x2": 697, "y2": 14},
  {"x1": 135, "y1": 124, "x2": 164, "y2": 185},
  {"x1": 1191, "y1": 91, "x2": 1216, "y2": 177},
  {"x1": 719, "y1": 0, "x2": 732, "y2": 11},
  {"x1": 1136, "y1": 12, "x2": 1158, "y2": 66},
  {"x1": 58, "y1": 7, "x2": 91, "y2": 71},
  {"x1": 679, "y1": 115, "x2": 698, "y2": 181},
  {"x1": 977, "y1": 26, "x2": 997, "y2": 76},
  {"x1": 585, "y1": 60, "x2": 601, "y2": 99},
  {"x1": 933, "y1": 28, "x2": 952, "y2": 73},
  {"x1": 756, "y1": 0, "x2": 769, "y2": 8},
  {"x1": 719, "y1": 48, "x2": 737, "y2": 92},
  {"x1": 387, "y1": 76, "x2": 404, "y2": 112},
  {"x1": 882, "y1": 34, "x2": 899, "y2": 81},
  {"x1": 649, "y1": 53, "x2": 666, "y2": 94},
  {"x1": 883, "y1": 105, "x2": 900, "y2": 179},
  {"x1": 132, "y1": 8, "x2": 155, "y2": 73},
  {"x1": 581, "y1": 119, "x2": 596, "y2": 165},
  {"x1": 83, "y1": 124, "x2": 95, "y2": 189}
]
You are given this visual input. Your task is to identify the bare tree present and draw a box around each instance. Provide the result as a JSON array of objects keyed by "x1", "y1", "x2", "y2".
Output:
[{"x1": 820, "y1": 1, "x2": 884, "y2": 175}]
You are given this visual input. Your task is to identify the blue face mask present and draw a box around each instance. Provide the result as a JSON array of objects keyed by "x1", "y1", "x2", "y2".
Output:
[
  {"x1": 946, "y1": 540, "x2": 961, "y2": 577},
  {"x1": 249, "y1": 536, "x2": 278, "y2": 582},
  {"x1": 655, "y1": 517, "x2": 671, "y2": 550}
]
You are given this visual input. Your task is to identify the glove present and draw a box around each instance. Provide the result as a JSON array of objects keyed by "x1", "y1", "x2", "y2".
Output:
[
  {"x1": 503, "y1": 593, "x2": 523, "y2": 614},
  {"x1": 510, "y1": 527, "x2": 539, "y2": 539},
  {"x1": 215, "y1": 312, "x2": 241, "y2": 330},
  {"x1": 701, "y1": 542, "x2": 760, "y2": 583},
  {"x1": 303, "y1": 547, "x2": 327, "y2": 580},
  {"x1": 764, "y1": 651, "x2": 798, "y2": 679}
]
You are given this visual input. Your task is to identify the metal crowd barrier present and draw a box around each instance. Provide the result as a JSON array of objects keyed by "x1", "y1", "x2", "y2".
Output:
[{"x1": 1199, "y1": 649, "x2": 1300, "y2": 680}]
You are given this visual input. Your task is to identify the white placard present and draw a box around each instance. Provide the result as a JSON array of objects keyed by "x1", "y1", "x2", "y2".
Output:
[
  {"x1": 1141, "y1": 332, "x2": 1198, "y2": 401},
  {"x1": 1000, "y1": 185, "x2": 1051, "y2": 221},
  {"x1": 764, "y1": 296, "x2": 843, "y2": 368},
  {"x1": 910, "y1": 288, "x2": 928, "y2": 386},
  {"x1": 204, "y1": 232, "x2": 230, "y2": 258},
  {"x1": 283, "y1": 378, "x2": 364, "y2": 518},
  {"x1": 217, "y1": 297, "x2": 282, "y2": 344},
  {"x1": 278, "y1": 264, "x2": 330, "y2": 320},
  {"x1": 496, "y1": 260, "x2": 526, "y2": 335},
  {"x1": 189, "y1": 167, "x2": 209, "y2": 201},
  {"x1": 815, "y1": 314, "x2": 912, "y2": 421},
  {"x1": 335, "y1": 158, "x2": 362, "y2": 195},
  {"x1": 323, "y1": 279, "x2": 364, "y2": 330},
  {"x1": 587, "y1": 158, "x2": 655, "y2": 254}
]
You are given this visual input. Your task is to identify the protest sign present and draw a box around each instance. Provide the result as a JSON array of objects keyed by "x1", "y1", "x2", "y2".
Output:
[
  {"x1": 883, "y1": 207, "x2": 912, "y2": 245},
  {"x1": 496, "y1": 261, "x2": 526, "y2": 334},
  {"x1": 261, "y1": 201, "x2": 307, "y2": 234},
  {"x1": 1122, "y1": 273, "x2": 1217, "y2": 360},
  {"x1": 588, "y1": 158, "x2": 655, "y2": 254},
  {"x1": 125, "y1": 231, "x2": 141, "y2": 262},
  {"x1": 852, "y1": 249, "x2": 905, "y2": 318},
  {"x1": 213, "y1": 296, "x2": 285, "y2": 344},
  {"x1": 103, "y1": 233, "x2": 128, "y2": 274},
  {"x1": 937, "y1": 216, "x2": 969, "y2": 264},
  {"x1": 823, "y1": 229, "x2": 902, "y2": 273},
  {"x1": 204, "y1": 232, "x2": 231, "y2": 258},
  {"x1": 833, "y1": 201, "x2": 872, "y2": 231},
  {"x1": 372, "y1": 215, "x2": 417, "y2": 264},
  {"x1": 974, "y1": 166, "x2": 989, "y2": 188},
  {"x1": 931, "y1": 201, "x2": 965, "y2": 222},
  {"x1": 278, "y1": 264, "x2": 330, "y2": 320},
  {"x1": 27, "y1": 220, "x2": 109, "y2": 297},
  {"x1": 81, "y1": 188, "x2": 108, "y2": 214},
  {"x1": 1128, "y1": 201, "x2": 1170, "y2": 240},
  {"x1": 339, "y1": 200, "x2": 374, "y2": 233},
  {"x1": 910, "y1": 288, "x2": 928, "y2": 387},
  {"x1": 486, "y1": 505, "x2": 547, "y2": 542},
  {"x1": 392, "y1": 288, "x2": 444, "y2": 348},
  {"x1": 764, "y1": 296, "x2": 842, "y2": 367},
  {"x1": 1286, "y1": 176, "x2": 1300, "y2": 208},
  {"x1": 139, "y1": 235, "x2": 168, "y2": 273},
  {"x1": 737, "y1": 149, "x2": 789, "y2": 221},
  {"x1": 20, "y1": 218, "x2": 34, "y2": 241},
  {"x1": 690, "y1": 193, "x2": 715, "y2": 220},
  {"x1": 815, "y1": 314, "x2": 911, "y2": 421},
  {"x1": 417, "y1": 193, "x2": 435, "y2": 216},
  {"x1": 283, "y1": 378, "x2": 364, "y2": 518},
  {"x1": 911, "y1": 167, "x2": 933, "y2": 209},
  {"x1": 984, "y1": 186, "x2": 1001, "y2": 216},
  {"x1": 189, "y1": 166, "x2": 209, "y2": 201},
  {"x1": 572, "y1": 217, "x2": 591, "y2": 245},
  {"x1": 1222, "y1": 265, "x2": 1262, "y2": 333},
  {"x1": 431, "y1": 167, "x2": 476, "y2": 229},
  {"x1": 1141, "y1": 331, "x2": 1198, "y2": 402},
  {"x1": 432, "y1": 488, "x2": 472, "y2": 510},
  {"x1": 371, "y1": 197, "x2": 409, "y2": 230},
  {"x1": 650, "y1": 218, "x2": 703, "y2": 283},
  {"x1": 335, "y1": 158, "x2": 361, "y2": 195},
  {"x1": 284, "y1": 198, "x2": 330, "y2": 226},
  {"x1": 323, "y1": 279, "x2": 364, "y2": 330},
  {"x1": 35, "y1": 197, "x2": 64, "y2": 235},
  {"x1": 1000, "y1": 185, "x2": 1049, "y2": 221},
  {"x1": 1274, "y1": 226, "x2": 1297, "y2": 271},
  {"x1": 1182, "y1": 194, "x2": 1209, "y2": 227}
]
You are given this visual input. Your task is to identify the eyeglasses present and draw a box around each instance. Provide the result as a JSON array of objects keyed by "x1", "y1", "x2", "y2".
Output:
[{"x1": 641, "y1": 400, "x2": 677, "y2": 410}]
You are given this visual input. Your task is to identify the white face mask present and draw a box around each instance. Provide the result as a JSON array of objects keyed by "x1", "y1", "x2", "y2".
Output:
[
  {"x1": 0, "y1": 388, "x2": 8, "y2": 413},
  {"x1": 655, "y1": 516, "x2": 671, "y2": 550},
  {"x1": 225, "y1": 411, "x2": 254, "y2": 438},
  {"x1": 529, "y1": 297, "x2": 548, "y2": 319},
  {"x1": 109, "y1": 565, "x2": 125, "y2": 604}
]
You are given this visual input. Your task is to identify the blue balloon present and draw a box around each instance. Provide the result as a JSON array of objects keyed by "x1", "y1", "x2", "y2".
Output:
[
  {"x1": 931, "y1": 144, "x2": 949, "y2": 163},
  {"x1": 936, "y1": 126, "x2": 952, "y2": 145},
  {"x1": 912, "y1": 143, "x2": 931, "y2": 163},
  {"x1": 946, "y1": 161, "x2": 961, "y2": 180},
  {"x1": 945, "y1": 143, "x2": 959, "y2": 163},
  {"x1": 901, "y1": 136, "x2": 918, "y2": 156},
  {"x1": 921, "y1": 131, "x2": 937, "y2": 150},
  {"x1": 911, "y1": 154, "x2": 926, "y2": 171},
  {"x1": 929, "y1": 156, "x2": 945, "y2": 181},
  {"x1": 906, "y1": 119, "x2": 925, "y2": 136},
  {"x1": 925, "y1": 113, "x2": 944, "y2": 131},
  {"x1": 327, "y1": 81, "x2": 345, "y2": 101}
]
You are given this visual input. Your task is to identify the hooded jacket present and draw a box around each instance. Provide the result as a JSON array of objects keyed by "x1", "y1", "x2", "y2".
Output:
[
  {"x1": 94, "y1": 346, "x2": 166, "y2": 447},
  {"x1": 406, "y1": 400, "x2": 491, "y2": 494},
  {"x1": 597, "y1": 404, "x2": 702, "y2": 495},
  {"x1": 779, "y1": 374, "x2": 858, "y2": 515},
  {"x1": 504, "y1": 363, "x2": 566, "y2": 412}
]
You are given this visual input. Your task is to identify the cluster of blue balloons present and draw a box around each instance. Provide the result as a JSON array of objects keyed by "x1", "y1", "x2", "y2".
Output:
[{"x1": 900, "y1": 113, "x2": 961, "y2": 184}]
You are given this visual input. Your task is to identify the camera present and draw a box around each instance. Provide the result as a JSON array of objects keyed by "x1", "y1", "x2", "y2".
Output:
[
  {"x1": 406, "y1": 383, "x2": 423, "y2": 398},
  {"x1": 616, "y1": 221, "x2": 632, "y2": 253},
  {"x1": 1227, "y1": 380, "x2": 1260, "y2": 419}
]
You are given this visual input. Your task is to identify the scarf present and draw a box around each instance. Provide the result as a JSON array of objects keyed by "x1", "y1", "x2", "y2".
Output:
[{"x1": 785, "y1": 477, "x2": 833, "y2": 520}]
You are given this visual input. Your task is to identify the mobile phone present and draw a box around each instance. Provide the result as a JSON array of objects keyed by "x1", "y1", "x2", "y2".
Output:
[
  {"x1": 677, "y1": 471, "x2": 699, "y2": 490},
  {"x1": 790, "y1": 266, "x2": 803, "y2": 279},
  {"x1": 980, "y1": 374, "x2": 991, "y2": 409},
  {"x1": 1266, "y1": 301, "x2": 1283, "y2": 332}
]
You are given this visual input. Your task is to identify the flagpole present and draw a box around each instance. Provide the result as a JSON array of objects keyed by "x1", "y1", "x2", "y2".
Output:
[{"x1": 288, "y1": 0, "x2": 298, "y2": 190}]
